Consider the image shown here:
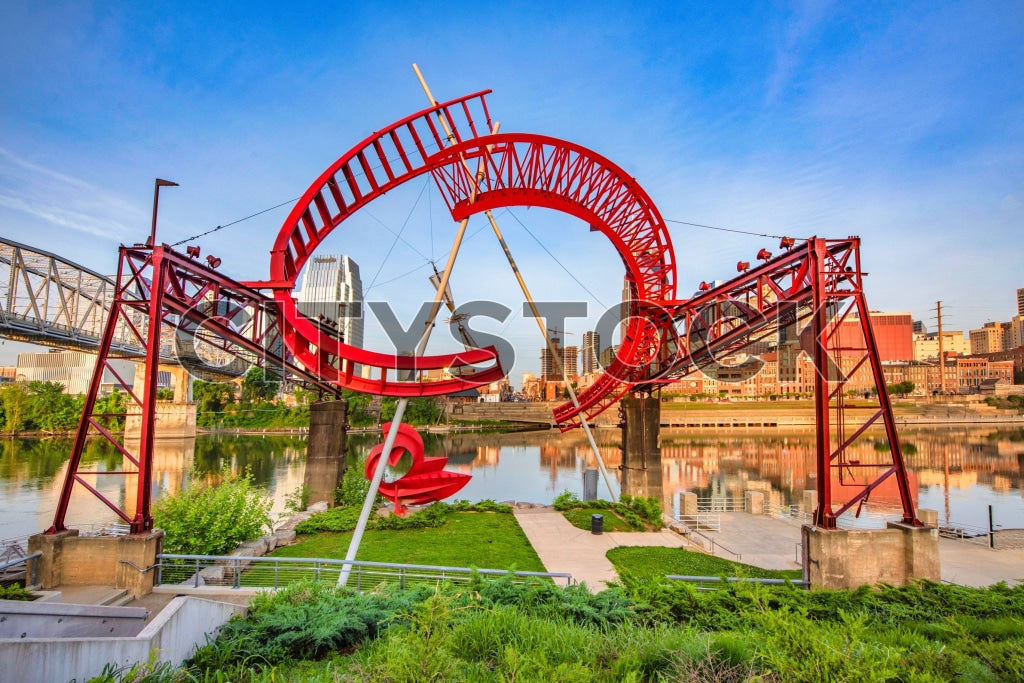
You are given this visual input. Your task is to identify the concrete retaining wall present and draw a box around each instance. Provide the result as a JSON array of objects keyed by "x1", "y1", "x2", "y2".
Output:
[{"x1": 0, "y1": 596, "x2": 245, "y2": 683}]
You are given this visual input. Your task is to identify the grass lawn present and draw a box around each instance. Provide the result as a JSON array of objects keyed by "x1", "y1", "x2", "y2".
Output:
[
  {"x1": 607, "y1": 546, "x2": 803, "y2": 581},
  {"x1": 562, "y1": 507, "x2": 642, "y2": 532},
  {"x1": 272, "y1": 511, "x2": 545, "y2": 572}
]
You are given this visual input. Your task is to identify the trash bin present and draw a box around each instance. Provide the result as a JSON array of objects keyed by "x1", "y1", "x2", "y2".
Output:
[{"x1": 591, "y1": 513, "x2": 603, "y2": 535}]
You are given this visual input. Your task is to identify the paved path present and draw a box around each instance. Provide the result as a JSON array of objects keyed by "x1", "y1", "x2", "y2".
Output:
[
  {"x1": 695, "y1": 512, "x2": 804, "y2": 570},
  {"x1": 513, "y1": 507, "x2": 690, "y2": 590},
  {"x1": 516, "y1": 507, "x2": 1024, "y2": 589}
]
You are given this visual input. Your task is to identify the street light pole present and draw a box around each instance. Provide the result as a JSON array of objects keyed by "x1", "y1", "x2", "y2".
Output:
[{"x1": 149, "y1": 178, "x2": 179, "y2": 246}]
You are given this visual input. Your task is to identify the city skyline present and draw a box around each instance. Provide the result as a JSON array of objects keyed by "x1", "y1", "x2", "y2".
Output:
[{"x1": 1, "y1": 2, "x2": 1022, "y2": 380}]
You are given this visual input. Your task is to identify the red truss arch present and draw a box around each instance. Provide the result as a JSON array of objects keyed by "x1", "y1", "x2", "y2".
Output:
[{"x1": 268, "y1": 95, "x2": 678, "y2": 417}]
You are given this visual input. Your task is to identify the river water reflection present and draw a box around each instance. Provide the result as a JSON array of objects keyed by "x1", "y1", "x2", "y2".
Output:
[{"x1": 1, "y1": 427, "x2": 1022, "y2": 541}]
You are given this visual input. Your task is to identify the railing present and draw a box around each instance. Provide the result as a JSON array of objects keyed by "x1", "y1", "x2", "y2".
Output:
[
  {"x1": 78, "y1": 522, "x2": 132, "y2": 537},
  {"x1": 666, "y1": 575, "x2": 809, "y2": 591},
  {"x1": 938, "y1": 521, "x2": 1024, "y2": 549},
  {"x1": 1, "y1": 536, "x2": 29, "y2": 565},
  {"x1": 696, "y1": 497, "x2": 745, "y2": 512},
  {"x1": 154, "y1": 554, "x2": 575, "y2": 590},
  {"x1": 688, "y1": 530, "x2": 742, "y2": 561},
  {"x1": 676, "y1": 512, "x2": 721, "y2": 532},
  {"x1": 0, "y1": 552, "x2": 41, "y2": 586},
  {"x1": 766, "y1": 503, "x2": 813, "y2": 525}
]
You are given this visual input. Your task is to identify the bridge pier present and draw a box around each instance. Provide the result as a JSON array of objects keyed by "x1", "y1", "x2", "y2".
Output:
[
  {"x1": 303, "y1": 400, "x2": 348, "y2": 506},
  {"x1": 125, "y1": 365, "x2": 197, "y2": 438},
  {"x1": 619, "y1": 397, "x2": 665, "y2": 505}
]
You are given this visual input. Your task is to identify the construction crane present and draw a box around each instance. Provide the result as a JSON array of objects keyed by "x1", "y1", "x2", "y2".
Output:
[{"x1": 430, "y1": 264, "x2": 478, "y2": 354}]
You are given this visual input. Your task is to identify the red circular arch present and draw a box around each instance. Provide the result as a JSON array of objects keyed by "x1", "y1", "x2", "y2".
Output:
[{"x1": 270, "y1": 92, "x2": 677, "y2": 425}]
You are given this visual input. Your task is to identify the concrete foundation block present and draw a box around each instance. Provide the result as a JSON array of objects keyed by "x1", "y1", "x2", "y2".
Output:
[
  {"x1": 680, "y1": 492, "x2": 698, "y2": 517},
  {"x1": 29, "y1": 529, "x2": 163, "y2": 599},
  {"x1": 802, "y1": 522, "x2": 939, "y2": 589},
  {"x1": 916, "y1": 508, "x2": 939, "y2": 527},
  {"x1": 801, "y1": 490, "x2": 817, "y2": 515},
  {"x1": 744, "y1": 490, "x2": 765, "y2": 515}
]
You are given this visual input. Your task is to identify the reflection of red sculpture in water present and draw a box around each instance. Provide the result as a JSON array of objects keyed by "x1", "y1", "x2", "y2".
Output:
[{"x1": 364, "y1": 422, "x2": 470, "y2": 516}]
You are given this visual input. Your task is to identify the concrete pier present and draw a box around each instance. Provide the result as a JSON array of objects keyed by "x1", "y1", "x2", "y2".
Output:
[{"x1": 303, "y1": 400, "x2": 348, "y2": 506}]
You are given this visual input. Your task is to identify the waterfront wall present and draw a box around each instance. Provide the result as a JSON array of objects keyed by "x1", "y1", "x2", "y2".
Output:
[{"x1": 0, "y1": 596, "x2": 245, "y2": 683}]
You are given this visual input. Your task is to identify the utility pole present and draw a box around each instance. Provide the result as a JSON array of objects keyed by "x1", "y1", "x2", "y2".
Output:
[{"x1": 936, "y1": 301, "x2": 946, "y2": 394}]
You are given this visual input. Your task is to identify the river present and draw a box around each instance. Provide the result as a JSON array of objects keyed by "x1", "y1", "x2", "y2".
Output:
[{"x1": 1, "y1": 427, "x2": 1022, "y2": 541}]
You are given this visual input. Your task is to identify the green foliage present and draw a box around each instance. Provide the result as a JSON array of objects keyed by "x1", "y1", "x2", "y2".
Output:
[
  {"x1": 93, "y1": 389, "x2": 127, "y2": 432},
  {"x1": 282, "y1": 484, "x2": 311, "y2": 514},
  {"x1": 276, "y1": 508, "x2": 542, "y2": 573},
  {"x1": 241, "y1": 367, "x2": 281, "y2": 404},
  {"x1": 0, "y1": 584, "x2": 34, "y2": 601},
  {"x1": 295, "y1": 500, "x2": 512, "y2": 535},
  {"x1": 887, "y1": 380, "x2": 915, "y2": 397},
  {"x1": 553, "y1": 490, "x2": 664, "y2": 531},
  {"x1": 117, "y1": 576, "x2": 1024, "y2": 681},
  {"x1": 380, "y1": 396, "x2": 441, "y2": 424},
  {"x1": 0, "y1": 381, "x2": 87, "y2": 433},
  {"x1": 153, "y1": 466, "x2": 272, "y2": 555},
  {"x1": 333, "y1": 453, "x2": 376, "y2": 508},
  {"x1": 189, "y1": 581, "x2": 430, "y2": 669},
  {"x1": 609, "y1": 545, "x2": 802, "y2": 582}
]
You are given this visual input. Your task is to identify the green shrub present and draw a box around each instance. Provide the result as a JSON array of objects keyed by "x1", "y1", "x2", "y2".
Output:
[
  {"x1": 153, "y1": 466, "x2": 272, "y2": 555},
  {"x1": 0, "y1": 584, "x2": 34, "y2": 601},
  {"x1": 295, "y1": 500, "x2": 514, "y2": 535},
  {"x1": 553, "y1": 490, "x2": 664, "y2": 531}
]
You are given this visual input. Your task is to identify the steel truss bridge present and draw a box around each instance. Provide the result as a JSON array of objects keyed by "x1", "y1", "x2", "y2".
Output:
[{"x1": 15, "y1": 87, "x2": 918, "y2": 537}]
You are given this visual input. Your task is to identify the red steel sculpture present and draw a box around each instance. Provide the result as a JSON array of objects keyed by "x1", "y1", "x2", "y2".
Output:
[
  {"x1": 48, "y1": 88, "x2": 917, "y2": 535},
  {"x1": 363, "y1": 422, "x2": 470, "y2": 517}
]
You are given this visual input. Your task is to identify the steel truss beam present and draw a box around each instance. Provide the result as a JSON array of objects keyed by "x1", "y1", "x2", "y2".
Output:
[
  {"x1": 597, "y1": 237, "x2": 917, "y2": 528},
  {"x1": 48, "y1": 245, "x2": 340, "y2": 534}
]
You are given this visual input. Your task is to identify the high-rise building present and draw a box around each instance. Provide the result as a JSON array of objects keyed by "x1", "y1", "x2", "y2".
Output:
[
  {"x1": 913, "y1": 331, "x2": 970, "y2": 361},
  {"x1": 620, "y1": 277, "x2": 633, "y2": 345},
  {"x1": 295, "y1": 254, "x2": 364, "y2": 352},
  {"x1": 581, "y1": 331, "x2": 600, "y2": 374},
  {"x1": 1017, "y1": 287, "x2": 1024, "y2": 317},
  {"x1": 969, "y1": 322, "x2": 1006, "y2": 355},
  {"x1": 563, "y1": 345, "x2": 579, "y2": 377},
  {"x1": 1008, "y1": 316, "x2": 1024, "y2": 350},
  {"x1": 540, "y1": 338, "x2": 579, "y2": 381}
]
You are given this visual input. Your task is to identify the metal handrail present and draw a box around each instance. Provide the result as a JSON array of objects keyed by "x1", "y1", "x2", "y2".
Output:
[
  {"x1": 688, "y1": 530, "x2": 741, "y2": 561},
  {"x1": 155, "y1": 553, "x2": 576, "y2": 589},
  {"x1": 0, "y1": 551, "x2": 41, "y2": 586},
  {"x1": 666, "y1": 574, "x2": 809, "y2": 590}
]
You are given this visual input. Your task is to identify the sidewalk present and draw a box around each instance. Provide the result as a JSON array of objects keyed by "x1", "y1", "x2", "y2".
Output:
[
  {"x1": 512, "y1": 506, "x2": 689, "y2": 590},
  {"x1": 515, "y1": 507, "x2": 1024, "y2": 590}
]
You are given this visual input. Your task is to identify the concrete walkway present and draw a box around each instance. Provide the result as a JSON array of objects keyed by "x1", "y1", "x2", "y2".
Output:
[
  {"x1": 513, "y1": 507, "x2": 689, "y2": 590},
  {"x1": 515, "y1": 507, "x2": 1024, "y2": 589}
]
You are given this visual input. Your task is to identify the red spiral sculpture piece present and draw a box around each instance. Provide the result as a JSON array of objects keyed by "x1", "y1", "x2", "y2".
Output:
[{"x1": 364, "y1": 422, "x2": 470, "y2": 515}]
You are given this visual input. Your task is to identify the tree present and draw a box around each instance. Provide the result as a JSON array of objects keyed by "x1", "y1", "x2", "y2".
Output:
[
  {"x1": 0, "y1": 383, "x2": 29, "y2": 433},
  {"x1": 886, "y1": 381, "x2": 915, "y2": 398},
  {"x1": 241, "y1": 367, "x2": 280, "y2": 404},
  {"x1": 26, "y1": 381, "x2": 80, "y2": 432},
  {"x1": 153, "y1": 466, "x2": 272, "y2": 555},
  {"x1": 193, "y1": 379, "x2": 237, "y2": 413}
]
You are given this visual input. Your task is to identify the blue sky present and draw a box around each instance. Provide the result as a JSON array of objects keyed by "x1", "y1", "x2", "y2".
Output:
[{"x1": 1, "y1": 1, "x2": 1022, "y2": 381}]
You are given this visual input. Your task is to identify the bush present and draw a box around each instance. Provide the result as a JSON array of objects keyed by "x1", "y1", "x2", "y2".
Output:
[
  {"x1": 295, "y1": 500, "x2": 513, "y2": 534},
  {"x1": 0, "y1": 584, "x2": 34, "y2": 601},
  {"x1": 553, "y1": 490, "x2": 664, "y2": 531},
  {"x1": 153, "y1": 466, "x2": 272, "y2": 555}
]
